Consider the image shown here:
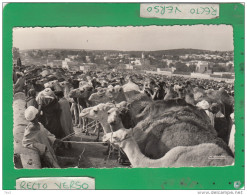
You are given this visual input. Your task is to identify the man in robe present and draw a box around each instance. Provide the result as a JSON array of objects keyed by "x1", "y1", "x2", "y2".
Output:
[{"x1": 22, "y1": 106, "x2": 61, "y2": 168}]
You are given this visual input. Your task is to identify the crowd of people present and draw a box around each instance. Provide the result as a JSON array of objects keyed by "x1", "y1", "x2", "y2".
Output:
[{"x1": 13, "y1": 65, "x2": 235, "y2": 168}]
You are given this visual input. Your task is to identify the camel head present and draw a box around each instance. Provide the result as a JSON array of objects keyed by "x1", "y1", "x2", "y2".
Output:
[
  {"x1": 209, "y1": 103, "x2": 221, "y2": 114},
  {"x1": 59, "y1": 81, "x2": 70, "y2": 88},
  {"x1": 44, "y1": 80, "x2": 58, "y2": 88},
  {"x1": 79, "y1": 102, "x2": 115, "y2": 122},
  {"x1": 105, "y1": 85, "x2": 125, "y2": 101},
  {"x1": 68, "y1": 85, "x2": 94, "y2": 98},
  {"x1": 88, "y1": 87, "x2": 110, "y2": 104},
  {"x1": 107, "y1": 101, "x2": 134, "y2": 129},
  {"x1": 102, "y1": 128, "x2": 131, "y2": 147},
  {"x1": 37, "y1": 78, "x2": 47, "y2": 86},
  {"x1": 107, "y1": 107, "x2": 122, "y2": 126},
  {"x1": 79, "y1": 81, "x2": 91, "y2": 89}
]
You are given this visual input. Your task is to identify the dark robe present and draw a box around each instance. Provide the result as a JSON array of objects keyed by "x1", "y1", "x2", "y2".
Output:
[{"x1": 38, "y1": 97, "x2": 65, "y2": 139}]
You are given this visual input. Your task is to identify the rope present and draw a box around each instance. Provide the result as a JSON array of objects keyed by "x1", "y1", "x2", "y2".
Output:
[
  {"x1": 60, "y1": 120, "x2": 98, "y2": 141},
  {"x1": 60, "y1": 132, "x2": 76, "y2": 141}
]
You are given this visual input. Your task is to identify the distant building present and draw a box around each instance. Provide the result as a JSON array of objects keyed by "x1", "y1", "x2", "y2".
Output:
[
  {"x1": 47, "y1": 54, "x2": 56, "y2": 60},
  {"x1": 80, "y1": 66, "x2": 90, "y2": 72},
  {"x1": 130, "y1": 58, "x2": 150, "y2": 66},
  {"x1": 62, "y1": 58, "x2": 72, "y2": 69},
  {"x1": 161, "y1": 59, "x2": 173, "y2": 67},
  {"x1": 68, "y1": 55, "x2": 78, "y2": 60},
  {"x1": 195, "y1": 61, "x2": 211, "y2": 73},
  {"x1": 130, "y1": 59, "x2": 142, "y2": 66},
  {"x1": 125, "y1": 64, "x2": 133, "y2": 70},
  {"x1": 179, "y1": 55, "x2": 188, "y2": 60},
  {"x1": 85, "y1": 56, "x2": 91, "y2": 62},
  {"x1": 80, "y1": 63, "x2": 96, "y2": 72},
  {"x1": 157, "y1": 67, "x2": 176, "y2": 73}
]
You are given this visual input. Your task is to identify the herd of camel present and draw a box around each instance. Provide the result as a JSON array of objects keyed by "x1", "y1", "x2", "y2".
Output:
[{"x1": 39, "y1": 74, "x2": 235, "y2": 168}]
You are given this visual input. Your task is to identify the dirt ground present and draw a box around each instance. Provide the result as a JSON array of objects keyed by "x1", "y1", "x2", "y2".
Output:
[{"x1": 56, "y1": 126, "x2": 129, "y2": 169}]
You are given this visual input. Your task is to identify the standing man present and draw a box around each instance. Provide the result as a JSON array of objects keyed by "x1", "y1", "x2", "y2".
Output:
[{"x1": 55, "y1": 91, "x2": 74, "y2": 148}]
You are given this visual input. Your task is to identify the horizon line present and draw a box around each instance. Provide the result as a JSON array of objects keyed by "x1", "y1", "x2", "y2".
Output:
[{"x1": 18, "y1": 48, "x2": 234, "y2": 52}]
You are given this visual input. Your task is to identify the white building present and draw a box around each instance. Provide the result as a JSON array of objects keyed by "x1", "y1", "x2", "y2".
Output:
[
  {"x1": 125, "y1": 64, "x2": 133, "y2": 70},
  {"x1": 161, "y1": 59, "x2": 173, "y2": 66},
  {"x1": 86, "y1": 56, "x2": 91, "y2": 62},
  {"x1": 68, "y1": 55, "x2": 78, "y2": 60},
  {"x1": 62, "y1": 58, "x2": 71, "y2": 69},
  {"x1": 130, "y1": 59, "x2": 142, "y2": 66},
  {"x1": 195, "y1": 61, "x2": 210, "y2": 73}
]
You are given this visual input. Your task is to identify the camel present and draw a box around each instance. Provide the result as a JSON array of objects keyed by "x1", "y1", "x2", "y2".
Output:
[
  {"x1": 104, "y1": 99, "x2": 233, "y2": 159},
  {"x1": 59, "y1": 81, "x2": 74, "y2": 103},
  {"x1": 107, "y1": 102, "x2": 136, "y2": 129},
  {"x1": 88, "y1": 85, "x2": 151, "y2": 125},
  {"x1": 51, "y1": 80, "x2": 63, "y2": 91},
  {"x1": 88, "y1": 88, "x2": 113, "y2": 105},
  {"x1": 44, "y1": 80, "x2": 63, "y2": 91},
  {"x1": 122, "y1": 79, "x2": 140, "y2": 93},
  {"x1": 107, "y1": 106, "x2": 133, "y2": 163},
  {"x1": 68, "y1": 83, "x2": 94, "y2": 128},
  {"x1": 195, "y1": 88, "x2": 234, "y2": 143},
  {"x1": 106, "y1": 86, "x2": 152, "y2": 118},
  {"x1": 79, "y1": 103, "x2": 116, "y2": 135},
  {"x1": 104, "y1": 85, "x2": 127, "y2": 103},
  {"x1": 103, "y1": 129, "x2": 234, "y2": 168},
  {"x1": 104, "y1": 85, "x2": 151, "y2": 104}
]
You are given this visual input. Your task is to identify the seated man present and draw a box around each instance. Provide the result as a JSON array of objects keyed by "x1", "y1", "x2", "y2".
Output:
[
  {"x1": 14, "y1": 72, "x2": 25, "y2": 94},
  {"x1": 22, "y1": 106, "x2": 61, "y2": 168}
]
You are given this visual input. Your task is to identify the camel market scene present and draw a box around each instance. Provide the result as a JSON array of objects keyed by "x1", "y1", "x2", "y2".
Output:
[{"x1": 13, "y1": 26, "x2": 235, "y2": 169}]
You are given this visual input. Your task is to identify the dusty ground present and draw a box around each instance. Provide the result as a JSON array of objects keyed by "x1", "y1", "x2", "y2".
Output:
[{"x1": 56, "y1": 126, "x2": 129, "y2": 168}]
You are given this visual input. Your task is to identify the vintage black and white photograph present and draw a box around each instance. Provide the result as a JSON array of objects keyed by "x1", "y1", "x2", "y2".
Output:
[{"x1": 13, "y1": 25, "x2": 235, "y2": 169}]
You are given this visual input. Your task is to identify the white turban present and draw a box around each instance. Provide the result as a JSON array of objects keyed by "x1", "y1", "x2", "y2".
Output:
[
  {"x1": 43, "y1": 88, "x2": 53, "y2": 96},
  {"x1": 108, "y1": 85, "x2": 114, "y2": 89},
  {"x1": 196, "y1": 100, "x2": 210, "y2": 110},
  {"x1": 114, "y1": 85, "x2": 121, "y2": 91},
  {"x1": 25, "y1": 106, "x2": 38, "y2": 121},
  {"x1": 174, "y1": 85, "x2": 182, "y2": 92}
]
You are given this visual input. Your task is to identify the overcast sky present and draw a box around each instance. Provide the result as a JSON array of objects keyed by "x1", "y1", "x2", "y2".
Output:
[{"x1": 13, "y1": 25, "x2": 233, "y2": 51}]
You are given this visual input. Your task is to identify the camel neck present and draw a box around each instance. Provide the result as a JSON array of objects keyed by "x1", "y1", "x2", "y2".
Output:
[
  {"x1": 121, "y1": 138, "x2": 155, "y2": 168},
  {"x1": 110, "y1": 122, "x2": 124, "y2": 132},
  {"x1": 99, "y1": 120, "x2": 112, "y2": 134},
  {"x1": 122, "y1": 138, "x2": 172, "y2": 168},
  {"x1": 115, "y1": 92, "x2": 127, "y2": 103}
]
